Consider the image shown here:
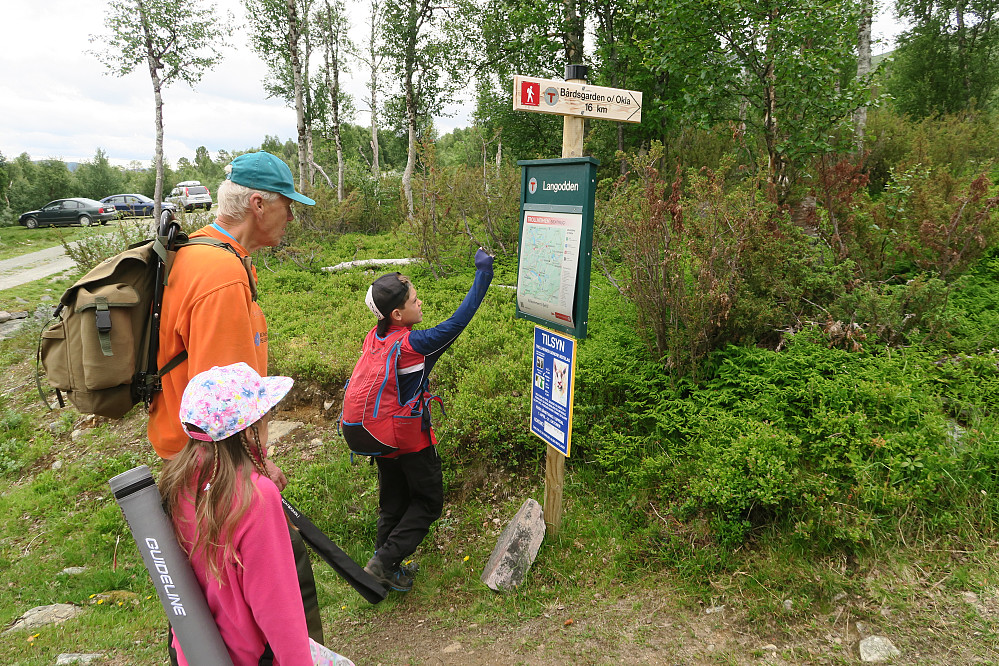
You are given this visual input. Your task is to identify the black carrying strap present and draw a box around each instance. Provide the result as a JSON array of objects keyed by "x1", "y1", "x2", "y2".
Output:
[{"x1": 280, "y1": 497, "x2": 387, "y2": 604}]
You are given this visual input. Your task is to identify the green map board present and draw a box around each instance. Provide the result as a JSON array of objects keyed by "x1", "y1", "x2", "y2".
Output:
[{"x1": 515, "y1": 157, "x2": 598, "y2": 340}]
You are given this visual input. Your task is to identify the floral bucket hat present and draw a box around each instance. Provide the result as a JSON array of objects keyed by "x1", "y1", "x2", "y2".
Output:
[{"x1": 179, "y1": 362, "x2": 293, "y2": 442}]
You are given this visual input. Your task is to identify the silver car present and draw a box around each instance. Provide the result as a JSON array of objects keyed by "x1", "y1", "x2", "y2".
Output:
[{"x1": 167, "y1": 181, "x2": 213, "y2": 212}]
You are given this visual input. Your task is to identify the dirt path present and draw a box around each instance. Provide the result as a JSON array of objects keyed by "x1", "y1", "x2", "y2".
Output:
[{"x1": 0, "y1": 244, "x2": 77, "y2": 290}]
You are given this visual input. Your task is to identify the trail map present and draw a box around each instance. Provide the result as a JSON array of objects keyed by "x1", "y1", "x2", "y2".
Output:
[{"x1": 517, "y1": 211, "x2": 582, "y2": 326}]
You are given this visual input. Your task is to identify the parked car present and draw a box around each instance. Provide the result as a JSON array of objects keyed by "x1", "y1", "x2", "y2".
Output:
[
  {"x1": 166, "y1": 181, "x2": 213, "y2": 211},
  {"x1": 100, "y1": 193, "x2": 177, "y2": 218},
  {"x1": 18, "y1": 198, "x2": 118, "y2": 228}
]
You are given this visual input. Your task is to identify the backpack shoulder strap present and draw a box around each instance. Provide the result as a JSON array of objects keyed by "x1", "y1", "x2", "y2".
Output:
[
  {"x1": 153, "y1": 236, "x2": 258, "y2": 384},
  {"x1": 166, "y1": 236, "x2": 258, "y2": 302}
]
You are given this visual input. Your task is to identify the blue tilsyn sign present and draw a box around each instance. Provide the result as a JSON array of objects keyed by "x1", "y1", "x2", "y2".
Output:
[{"x1": 530, "y1": 326, "x2": 576, "y2": 457}]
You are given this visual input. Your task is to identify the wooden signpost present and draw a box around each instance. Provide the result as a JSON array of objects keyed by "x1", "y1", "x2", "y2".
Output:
[{"x1": 513, "y1": 65, "x2": 642, "y2": 537}]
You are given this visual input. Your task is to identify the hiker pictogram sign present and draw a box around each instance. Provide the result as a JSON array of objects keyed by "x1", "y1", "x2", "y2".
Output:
[{"x1": 513, "y1": 75, "x2": 643, "y2": 124}]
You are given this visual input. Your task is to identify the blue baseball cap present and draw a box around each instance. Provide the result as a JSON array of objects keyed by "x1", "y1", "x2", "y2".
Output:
[{"x1": 226, "y1": 151, "x2": 315, "y2": 206}]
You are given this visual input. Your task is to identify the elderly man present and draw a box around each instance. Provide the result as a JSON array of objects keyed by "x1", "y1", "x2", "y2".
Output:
[{"x1": 147, "y1": 151, "x2": 325, "y2": 654}]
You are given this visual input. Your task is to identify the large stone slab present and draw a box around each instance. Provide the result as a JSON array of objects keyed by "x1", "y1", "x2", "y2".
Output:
[
  {"x1": 56, "y1": 654, "x2": 105, "y2": 665},
  {"x1": 480, "y1": 498, "x2": 545, "y2": 592},
  {"x1": 268, "y1": 420, "x2": 304, "y2": 444},
  {"x1": 4, "y1": 603, "x2": 82, "y2": 633}
]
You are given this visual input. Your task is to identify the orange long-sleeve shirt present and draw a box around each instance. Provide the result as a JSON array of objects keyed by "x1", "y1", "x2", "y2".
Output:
[{"x1": 147, "y1": 226, "x2": 267, "y2": 459}]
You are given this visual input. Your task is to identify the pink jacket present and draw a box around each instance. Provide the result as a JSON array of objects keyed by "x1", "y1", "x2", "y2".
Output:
[{"x1": 171, "y1": 472, "x2": 313, "y2": 666}]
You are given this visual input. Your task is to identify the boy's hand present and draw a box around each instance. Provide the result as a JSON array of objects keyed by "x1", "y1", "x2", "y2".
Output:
[{"x1": 474, "y1": 247, "x2": 494, "y2": 272}]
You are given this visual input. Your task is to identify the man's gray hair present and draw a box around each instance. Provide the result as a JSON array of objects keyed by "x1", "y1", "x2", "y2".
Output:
[{"x1": 216, "y1": 179, "x2": 279, "y2": 219}]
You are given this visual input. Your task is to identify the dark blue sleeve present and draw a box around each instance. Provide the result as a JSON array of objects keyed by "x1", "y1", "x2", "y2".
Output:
[{"x1": 408, "y1": 268, "x2": 493, "y2": 367}]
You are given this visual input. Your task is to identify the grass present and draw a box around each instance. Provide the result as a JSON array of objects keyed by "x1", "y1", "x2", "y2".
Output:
[
  {"x1": 0, "y1": 223, "x2": 128, "y2": 262},
  {"x1": 3, "y1": 232, "x2": 999, "y2": 663},
  {"x1": 2, "y1": 355, "x2": 997, "y2": 664}
]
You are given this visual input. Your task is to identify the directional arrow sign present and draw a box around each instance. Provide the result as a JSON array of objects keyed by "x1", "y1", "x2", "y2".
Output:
[{"x1": 513, "y1": 75, "x2": 643, "y2": 124}]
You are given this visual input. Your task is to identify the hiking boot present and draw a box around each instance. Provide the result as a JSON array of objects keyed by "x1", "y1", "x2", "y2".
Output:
[
  {"x1": 399, "y1": 559, "x2": 420, "y2": 578},
  {"x1": 374, "y1": 550, "x2": 419, "y2": 578},
  {"x1": 364, "y1": 557, "x2": 413, "y2": 592}
]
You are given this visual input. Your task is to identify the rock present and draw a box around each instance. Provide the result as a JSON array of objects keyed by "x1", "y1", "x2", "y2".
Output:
[
  {"x1": 268, "y1": 420, "x2": 303, "y2": 444},
  {"x1": 442, "y1": 642, "x2": 462, "y2": 654},
  {"x1": 71, "y1": 430, "x2": 84, "y2": 441},
  {"x1": 310, "y1": 438, "x2": 323, "y2": 447},
  {"x1": 761, "y1": 644, "x2": 778, "y2": 652},
  {"x1": 783, "y1": 599, "x2": 793, "y2": 611},
  {"x1": 4, "y1": 603, "x2": 82, "y2": 633},
  {"x1": 52, "y1": 459, "x2": 63, "y2": 470},
  {"x1": 90, "y1": 590, "x2": 139, "y2": 604},
  {"x1": 859, "y1": 635, "x2": 901, "y2": 662},
  {"x1": 705, "y1": 605, "x2": 725, "y2": 614},
  {"x1": 56, "y1": 654, "x2": 105, "y2": 665},
  {"x1": 0, "y1": 311, "x2": 11, "y2": 324},
  {"x1": 480, "y1": 498, "x2": 545, "y2": 592},
  {"x1": 961, "y1": 591, "x2": 979, "y2": 604},
  {"x1": 58, "y1": 566, "x2": 87, "y2": 575}
]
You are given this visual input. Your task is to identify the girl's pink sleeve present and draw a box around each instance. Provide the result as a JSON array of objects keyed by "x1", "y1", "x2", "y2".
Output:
[{"x1": 240, "y1": 476, "x2": 314, "y2": 665}]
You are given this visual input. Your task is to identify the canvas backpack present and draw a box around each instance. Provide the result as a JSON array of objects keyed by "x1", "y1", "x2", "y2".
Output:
[
  {"x1": 36, "y1": 222, "x2": 252, "y2": 418},
  {"x1": 339, "y1": 327, "x2": 440, "y2": 457}
]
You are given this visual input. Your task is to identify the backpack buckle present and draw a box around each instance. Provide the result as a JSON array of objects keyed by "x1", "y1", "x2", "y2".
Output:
[{"x1": 95, "y1": 305, "x2": 112, "y2": 334}]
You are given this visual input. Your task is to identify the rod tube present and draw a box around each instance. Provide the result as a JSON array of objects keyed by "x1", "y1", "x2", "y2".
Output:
[{"x1": 110, "y1": 465, "x2": 233, "y2": 665}]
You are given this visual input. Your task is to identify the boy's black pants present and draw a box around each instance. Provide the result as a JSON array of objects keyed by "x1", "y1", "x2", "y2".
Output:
[{"x1": 373, "y1": 445, "x2": 444, "y2": 569}]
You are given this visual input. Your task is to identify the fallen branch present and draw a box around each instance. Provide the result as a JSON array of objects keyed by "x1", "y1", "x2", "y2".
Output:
[{"x1": 321, "y1": 258, "x2": 420, "y2": 272}]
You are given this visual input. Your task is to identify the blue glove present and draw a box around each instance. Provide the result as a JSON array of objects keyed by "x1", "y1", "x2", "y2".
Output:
[{"x1": 475, "y1": 248, "x2": 494, "y2": 272}]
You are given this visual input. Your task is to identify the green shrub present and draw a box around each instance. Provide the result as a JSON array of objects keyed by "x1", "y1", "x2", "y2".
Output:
[{"x1": 61, "y1": 220, "x2": 152, "y2": 272}]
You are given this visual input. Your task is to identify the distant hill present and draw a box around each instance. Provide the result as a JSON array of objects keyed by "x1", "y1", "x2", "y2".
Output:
[
  {"x1": 31, "y1": 160, "x2": 80, "y2": 172},
  {"x1": 872, "y1": 51, "x2": 893, "y2": 70}
]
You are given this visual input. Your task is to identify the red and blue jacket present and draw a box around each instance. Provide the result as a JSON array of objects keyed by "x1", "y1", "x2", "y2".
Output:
[{"x1": 341, "y1": 267, "x2": 493, "y2": 458}]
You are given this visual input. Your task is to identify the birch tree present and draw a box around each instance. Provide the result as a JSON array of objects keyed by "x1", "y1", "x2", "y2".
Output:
[
  {"x1": 245, "y1": 0, "x2": 315, "y2": 189},
  {"x1": 888, "y1": 0, "x2": 999, "y2": 117},
  {"x1": 649, "y1": 0, "x2": 868, "y2": 202},
  {"x1": 855, "y1": 0, "x2": 873, "y2": 153},
  {"x1": 383, "y1": 0, "x2": 474, "y2": 216},
  {"x1": 317, "y1": 0, "x2": 353, "y2": 200},
  {"x1": 360, "y1": 0, "x2": 387, "y2": 178},
  {"x1": 91, "y1": 0, "x2": 230, "y2": 222}
]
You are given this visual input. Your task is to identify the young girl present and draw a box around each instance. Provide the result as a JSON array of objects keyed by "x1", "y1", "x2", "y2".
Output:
[{"x1": 160, "y1": 362, "x2": 353, "y2": 666}]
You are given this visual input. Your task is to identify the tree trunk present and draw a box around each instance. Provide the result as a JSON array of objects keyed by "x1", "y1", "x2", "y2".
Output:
[
  {"x1": 401, "y1": 0, "x2": 418, "y2": 218},
  {"x1": 321, "y1": 0, "x2": 345, "y2": 201},
  {"x1": 152, "y1": 75, "x2": 165, "y2": 224},
  {"x1": 287, "y1": 0, "x2": 309, "y2": 192},
  {"x1": 403, "y1": 74, "x2": 417, "y2": 218},
  {"x1": 854, "y1": 0, "x2": 872, "y2": 154},
  {"x1": 369, "y1": 0, "x2": 381, "y2": 179},
  {"x1": 333, "y1": 88, "x2": 344, "y2": 201},
  {"x1": 137, "y1": 0, "x2": 165, "y2": 223},
  {"x1": 330, "y1": 52, "x2": 344, "y2": 201},
  {"x1": 762, "y1": 10, "x2": 787, "y2": 201},
  {"x1": 957, "y1": 1, "x2": 971, "y2": 102},
  {"x1": 563, "y1": 0, "x2": 584, "y2": 65}
]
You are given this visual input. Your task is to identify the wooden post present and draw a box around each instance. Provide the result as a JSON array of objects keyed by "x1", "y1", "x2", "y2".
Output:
[
  {"x1": 562, "y1": 114, "x2": 585, "y2": 158},
  {"x1": 543, "y1": 445, "x2": 566, "y2": 535},
  {"x1": 543, "y1": 66, "x2": 588, "y2": 538}
]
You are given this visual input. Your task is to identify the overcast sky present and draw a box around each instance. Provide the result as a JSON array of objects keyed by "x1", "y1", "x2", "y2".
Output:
[{"x1": 2, "y1": 0, "x2": 902, "y2": 168}]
